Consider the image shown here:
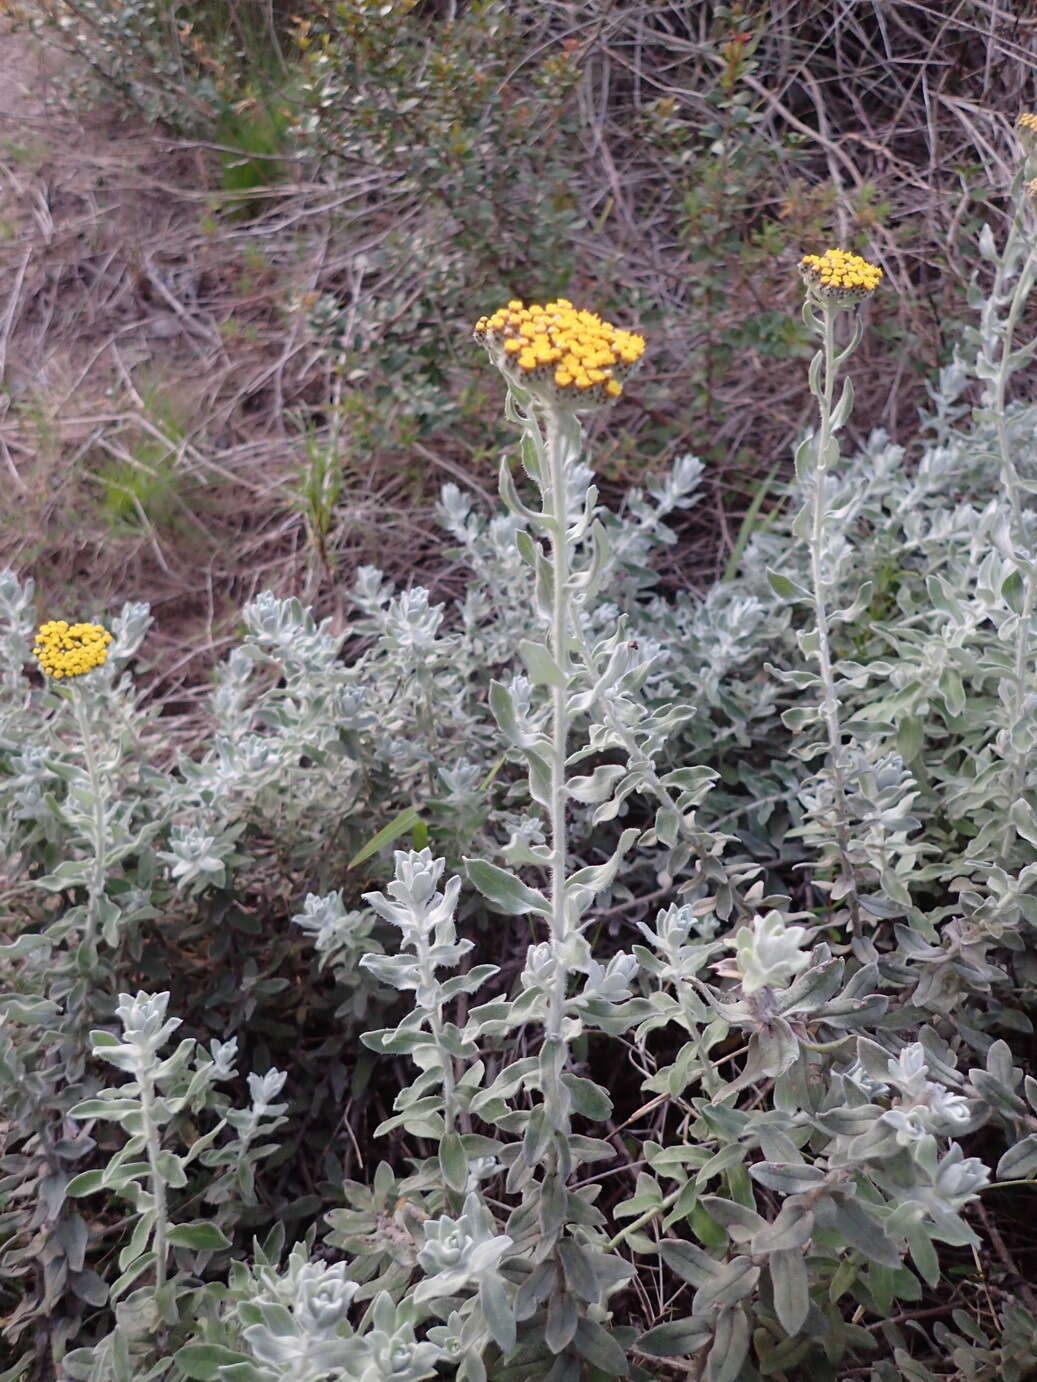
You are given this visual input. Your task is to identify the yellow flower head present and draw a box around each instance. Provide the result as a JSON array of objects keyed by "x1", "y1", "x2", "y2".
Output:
[
  {"x1": 473, "y1": 298, "x2": 645, "y2": 409},
  {"x1": 1017, "y1": 112, "x2": 1037, "y2": 155},
  {"x1": 799, "y1": 248, "x2": 883, "y2": 308},
  {"x1": 33, "y1": 620, "x2": 113, "y2": 679},
  {"x1": 1027, "y1": 178, "x2": 1037, "y2": 203}
]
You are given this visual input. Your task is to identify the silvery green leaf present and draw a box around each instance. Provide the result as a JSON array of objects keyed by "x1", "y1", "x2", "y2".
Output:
[
  {"x1": 66, "y1": 1170, "x2": 107, "y2": 1198},
  {"x1": 545, "y1": 1287, "x2": 579, "y2": 1352},
  {"x1": 166, "y1": 1221, "x2": 231, "y2": 1251},
  {"x1": 706, "y1": 1305, "x2": 750, "y2": 1382},
  {"x1": 750, "y1": 1162, "x2": 827, "y2": 1194},
  {"x1": 751, "y1": 1204, "x2": 814, "y2": 1255},
  {"x1": 775, "y1": 958, "x2": 845, "y2": 1014},
  {"x1": 698, "y1": 1196, "x2": 765, "y2": 1243},
  {"x1": 568, "y1": 763, "x2": 627, "y2": 804},
  {"x1": 769, "y1": 1247, "x2": 811, "y2": 1336},
  {"x1": 570, "y1": 1319, "x2": 631, "y2": 1376},
  {"x1": 514, "y1": 1259, "x2": 555, "y2": 1319},
  {"x1": 463, "y1": 860, "x2": 550, "y2": 917},
  {"x1": 559, "y1": 1074, "x2": 612, "y2": 1120},
  {"x1": 830, "y1": 376, "x2": 855, "y2": 432},
  {"x1": 636, "y1": 1317, "x2": 712, "y2": 1356},
  {"x1": 518, "y1": 638, "x2": 566, "y2": 687},
  {"x1": 905, "y1": 1223, "x2": 940, "y2": 1287},
  {"x1": 557, "y1": 1240, "x2": 600, "y2": 1303},
  {"x1": 174, "y1": 1345, "x2": 255, "y2": 1381},
  {"x1": 766, "y1": 569, "x2": 811, "y2": 603},
  {"x1": 658, "y1": 1239, "x2": 722, "y2": 1289},
  {"x1": 438, "y1": 1132, "x2": 468, "y2": 1193},
  {"x1": 110, "y1": 1251, "x2": 158, "y2": 1303},
  {"x1": 479, "y1": 1270, "x2": 516, "y2": 1354},
  {"x1": 68, "y1": 1097, "x2": 140, "y2": 1121},
  {"x1": 693, "y1": 1257, "x2": 759, "y2": 1313},
  {"x1": 0, "y1": 933, "x2": 49, "y2": 959},
  {"x1": 996, "y1": 1134, "x2": 1037, "y2": 1180},
  {"x1": 827, "y1": 1194, "x2": 901, "y2": 1267}
]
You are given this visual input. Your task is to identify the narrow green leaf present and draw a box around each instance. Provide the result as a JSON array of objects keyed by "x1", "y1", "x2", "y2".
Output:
[
  {"x1": 723, "y1": 465, "x2": 780, "y2": 582},
  {"x1": 349, "y1": 806, "x2": 422, "y2": 869}
]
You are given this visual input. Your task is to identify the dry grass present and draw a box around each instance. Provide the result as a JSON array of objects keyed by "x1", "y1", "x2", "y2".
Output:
[{"x1": 0, "y1": 0, "x2": 1035, "y2": 713}]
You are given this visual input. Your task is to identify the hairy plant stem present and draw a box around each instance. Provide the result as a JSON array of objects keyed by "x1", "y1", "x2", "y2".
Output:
[
  {"x1": 421, "y1": 945, "x2": 456, "y2": 1137},
  {"x1": 72, "y1": 691, "x2": 108, "y2": 951},
  {"x1": 990, "y1": 233, "x2": 1037, "y2": 863},
  {"x1": 606, "y1": 1184, "x2": 682, "y2": 1251},
  {"x1": 544, "y1": 407, "x2": 571, "y2": 1050},
  {"x1": 137, "y1": 1060, "x2": 168, "y2": 1297},
  {"x1": 808, "y1": 305, "x2": 861, "y2": 934}
]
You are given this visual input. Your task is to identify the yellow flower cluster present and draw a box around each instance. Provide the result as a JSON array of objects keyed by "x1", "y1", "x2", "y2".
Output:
[
  {"x1": 1018, "y1": 111, "x2": 1037, "y2": 153},
  {"x1": 33, "y1": 620, "x2": 113, "y2": 679},
  {"x1": 474, "y1": 298, "x2": 645, "y2": 408},
  {"x1": 800, "y1": 248, "x2": 883, "y2": 306}
]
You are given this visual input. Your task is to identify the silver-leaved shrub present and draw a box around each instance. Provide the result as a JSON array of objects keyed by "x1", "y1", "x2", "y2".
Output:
[{"x1": 3, "y1": 126, "x2": 1037, "y2": 1382}]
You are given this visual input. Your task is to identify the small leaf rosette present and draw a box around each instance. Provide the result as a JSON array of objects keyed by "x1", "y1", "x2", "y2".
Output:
[
  {"x1": 474, "y1": 297, "x2": 645, "y2": 410},
  {"x1": 33, "y1": 619, "x2": 113, "y2": 679},
  {"x1": 799, "y1": 248, "x2": 882, "y2": 309}
]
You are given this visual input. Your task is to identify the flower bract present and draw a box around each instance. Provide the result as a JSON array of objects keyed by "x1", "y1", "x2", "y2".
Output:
[
  {"x1": 33, "y1": 620, "x2": 113, "y2": 679},
  {"x1": 473, "y1": 297, "x2": 645, "y2": 409}
]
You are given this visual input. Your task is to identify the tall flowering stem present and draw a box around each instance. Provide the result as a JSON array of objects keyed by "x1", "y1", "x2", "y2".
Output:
[
  {"x1": 467, "y1": 300, "x2": 653, "y2": 1359},
  {"x1": 474, "y1": 299, "x2": 645, "y2": 1074},
  {"x1": 33, "y1": 620, "x2": 114, "y2": 950},
  {"x1": 983, "y1": 124, "x2": 1037, "y2": 862},
  {"x1": 798, "y1": 251, "x2": 882, "y2": 932}
]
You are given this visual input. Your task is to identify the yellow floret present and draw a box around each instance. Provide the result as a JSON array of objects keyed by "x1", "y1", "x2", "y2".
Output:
[
  {"x1": 800, "y1": 248, "x2": 882, "y2": 306},
  {"x1": 33, "y1": 619, "x2": 113, "y2": 680},
  {"x1": 473, "y1": 296, "x2": 646, "y2": 408}
]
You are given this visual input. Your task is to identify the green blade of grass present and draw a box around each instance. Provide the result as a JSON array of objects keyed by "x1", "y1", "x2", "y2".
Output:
[
  {"x1": 348, "y1": 805, "x2": 422, "y2": 869},
  {"x1": 722, "y1": 464, "x2": 781, "y2": 583}
]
